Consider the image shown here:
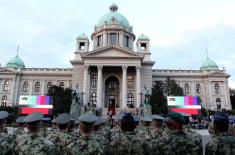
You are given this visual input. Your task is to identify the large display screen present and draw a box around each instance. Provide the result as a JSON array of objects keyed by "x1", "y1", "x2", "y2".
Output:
[
  {"x1": 167, "y1": 96, "x2": 201, "y2": 115},
  {"x1": 19, "y1": 95, "x2": 53, "y2": 115}
]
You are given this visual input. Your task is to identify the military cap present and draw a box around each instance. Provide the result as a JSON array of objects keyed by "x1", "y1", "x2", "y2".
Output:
[
  {"x1": 24, "y1": 112, "x2": 43, "y2": 123},
  {"x1": 169, "y1": 112, "x2": 185, "y2": 124},
  {"x1": 121, "y1": 113, "x2": 134, "y2": 123},
  {"x1": 152, "y1": 115, "x2": 165, "y2": 121},
  {"x1": 75, "y1": 120, "x2": 80, "y2": 124},
  {"x1": 213, "y1": 112, "x2": 229, "y2": 123},
  {"x1": 134, "y1": 116, "x2": 140, "y2": 122},
  {"x1": 16, "y1": 116, "x2": 26, "y2": 123},
  {"x1": 55, "y1": 113, "x2": 71, "y2": 124},
  {"x1": 51, "y1": 119, "x2": 56, "y2": 123},
  {"x1": 0, "y1": 111, "x2": 9, "y2": 120},
  {"x1": 78, "y1": 114, "x2": 97, "y2": 123},
  {"x1": 95, "y1": 117, "x2": 103, "y2": 125},
  {"x1": 141, "y1": 115, "x2": 153, "y2": 122}
]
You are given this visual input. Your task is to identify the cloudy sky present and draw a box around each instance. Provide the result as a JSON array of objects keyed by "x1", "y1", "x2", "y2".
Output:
[{"x1": 1, "y1": 0, "x2": 235, "y2": 87}]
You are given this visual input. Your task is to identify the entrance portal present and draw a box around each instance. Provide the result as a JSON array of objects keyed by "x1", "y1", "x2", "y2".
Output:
[{"x1": 105, "y1": 76, "x2": 120, "y2": 109}]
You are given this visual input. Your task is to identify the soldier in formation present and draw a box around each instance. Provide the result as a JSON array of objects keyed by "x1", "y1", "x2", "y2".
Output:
[
  {"x1": 1, "y1": 110, "x2": 225, "y2": 155},
  {"x1": 206, "y1": 112, "x2": 235, "y2": 155}
]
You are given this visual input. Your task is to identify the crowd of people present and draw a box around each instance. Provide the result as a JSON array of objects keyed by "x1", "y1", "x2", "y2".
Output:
[{"x1": 0, "y1": 110, "x2": 235, "y2": 155}]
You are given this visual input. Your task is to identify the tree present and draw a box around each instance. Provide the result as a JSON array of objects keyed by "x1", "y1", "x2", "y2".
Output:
[
  {"x1": 149, "y1": 77, "x2": 184, "y2": 114},
  {"x1": 229, "y1": 88, "x2": 235, "y2": 109},
  {"x1": 47, "y1": 85, "x2": 72, "y2": 115}
]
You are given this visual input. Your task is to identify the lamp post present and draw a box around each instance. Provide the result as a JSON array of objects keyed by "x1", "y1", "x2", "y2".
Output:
[
  {"x1": 81, "y1": 91, "x2": 86, "y2": 105},
  {"x1": 138, "y1": 91, "x2": 144, "y2": 107}
]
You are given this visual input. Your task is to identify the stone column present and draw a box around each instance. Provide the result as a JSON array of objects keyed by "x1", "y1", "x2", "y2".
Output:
[
  {"x1": 136, "y1": 66, "x2": 141, "y2": 108},
  {"x1": 97, "y1": 65, "x2": 103, "y2": 108},
  {"x1": 83, "y1": 65, "x2": 89, "y2": 104},
  {"x1": 122, "y1": 66, "x2": 127, "y2": 108}
]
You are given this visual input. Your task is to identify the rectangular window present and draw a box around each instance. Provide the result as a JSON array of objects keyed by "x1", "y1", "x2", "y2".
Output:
[
  {"x1": 124, "y1": 35, "x2": 129, "y2": 47},
  {"x1": 79, "y1": 42, "x2": 85, "y2": 50},
  {"x1": 141, "y1": 43, "x2": 146, "y2": 50},
  {"x1": 97, "y1": 35, "x2": 101, "y2": 47},
  {"x1": 110, "y1": 33, "x2": 117, "y2": 44}
]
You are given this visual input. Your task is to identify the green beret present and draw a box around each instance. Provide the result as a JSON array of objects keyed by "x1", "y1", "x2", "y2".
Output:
[{"x1": 169, "y1": 112, "x2": 185, "y2": 124}]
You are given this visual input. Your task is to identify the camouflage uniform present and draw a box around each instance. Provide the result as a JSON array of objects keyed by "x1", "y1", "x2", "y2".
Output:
[
  {"x1": 150, "y1": 130, "x2": 202, "y2": 155},
  {"x1": 109, "y1": 131, "x2": 146, "y2": 155},
  {"x1": 67, "y1": 134, "x2": 103, "y2": 155},
  {"x1": 68, "y1": 128, "x2": 80, "y2": 139},
  {"x1": 0, "y1": 131, "x2": 13, "y2": 154},
  {"x1": 205, "y1": 132, "x2": 235, "y2": 155},
  {"x1": 13, "y1": 132, "x2": 57, "y2": 155},
  {"x1": 137, "y1": 126, "x2": 153, "y2": 141},
  {"x1": 47, "y1": 130, "x2": 74, "y2": 154},
  {"x1": 208, "y1": 122, "x2": 215, "y2": 136}
]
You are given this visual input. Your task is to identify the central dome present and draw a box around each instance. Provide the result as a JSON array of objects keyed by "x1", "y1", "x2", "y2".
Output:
[
  {"x1": 96, "y1": 4, "x2": 131, "y2": 29},
  {"x1": 6, "y1": 55, "x2": 25, "y2": 68}
]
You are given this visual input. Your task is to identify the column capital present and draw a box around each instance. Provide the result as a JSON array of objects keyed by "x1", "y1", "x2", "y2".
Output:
[
  {"x1": 122, "y1": 66, "x2": 128, "y2": 71},
  {"x1": 97, "y1": 65, "x2": 103, "y2": 71}
]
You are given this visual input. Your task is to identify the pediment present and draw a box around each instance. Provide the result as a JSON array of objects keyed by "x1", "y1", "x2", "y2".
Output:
[{"x1": 82, "y1": 46, "x2": 144, "y2": 59}]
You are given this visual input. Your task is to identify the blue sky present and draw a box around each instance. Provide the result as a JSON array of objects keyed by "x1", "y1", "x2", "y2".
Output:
[{"x1": 1, "y1": 0, "x2": 235, "y2": 87}]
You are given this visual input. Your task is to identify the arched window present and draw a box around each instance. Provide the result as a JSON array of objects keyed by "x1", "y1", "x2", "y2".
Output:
[
  {"x1": 184, "y1": 83, "x2": 189, "y2": 94},
  {"x1": 35, "y1": 81, "x2": 40, "y2": 93},
  {"x1": 215, "y1": 83, "x2": 219, "y2": 94},
  {"x1": 127, "y1": 93, "x2": 134, "y2": 108},
  {"x1": 90, "y1": 92, "x2": 97, "y2": 104},
  {"x1": 23, "y1": 81, "x2": 29, "y2": 92},
  {"x1": 2, "y1": 96, "x2": 7, "y2": 107},
  {"x1": 91, "y1": 73, "x2": 97, "y2": 87},
  {"x1": 59, "y1": 82, "x2": 64, "y2": 88},
  {"x1": 196, "y1": 83, "x2": 200, "y2": 94},
  {"x1": 3, "y1": 80, "x2": 10, "y2": 91},
  {"x1": 47, "y1": 81, "x2": 52, "y2": 89}
]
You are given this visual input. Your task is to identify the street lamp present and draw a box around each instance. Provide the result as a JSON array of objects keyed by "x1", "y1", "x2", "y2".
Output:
[
  {"x1": 138, "y1": 91, "x2": 144, "y2": 107},
  {"x1": 80, "y1": 91, "x2": 86, "y2": 105}
]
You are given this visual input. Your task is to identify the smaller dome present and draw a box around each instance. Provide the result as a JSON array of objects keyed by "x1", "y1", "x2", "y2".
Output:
[
  {"x1": 200, "y1": 57, "x2": 218, "y2": 70},
  {"x1": 77, "y1": 33, "x2": 88, "y2": 40},
  {"x1": 138, "y1": 34, "x2": 149, "y2": 40},
  {"x1": 6, "y1": 55, "x2": 25, "y2": 68}
]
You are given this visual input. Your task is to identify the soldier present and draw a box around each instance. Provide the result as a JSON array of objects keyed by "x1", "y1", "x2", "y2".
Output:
[
  {"x1": 12, "y1": 116, "x2": 26, "y2": 139},
  {"x1": 68, "y1": 119, "x2": 80, "y2": 139},
  {"x1": 47, "y1": 113, "x2": 74, "y2": 154},
  {"x1": 0, "y1": 111, "x2": 13, "y2": 154},
  {"x1": 137, "y1": 115, "x2": 153, "y2": 141},
  {"x1": 150, "y1": 112, "x2": 202, "y2": 155},
  {"x1": 205, "y1": 112, "x2": 235, "y2": 154},
  {"x1": 13, "y1": 112, "x2": 56, "y2": 155},
  {"x1": 67, "y1": 113, "x2": 103, "y2": 155},
  {"x1": 109, "y1": 113, "x2": 146, "y2": 155},
  {"x1": 150, "y1": 115, "x2": 165, "y2": 139}
]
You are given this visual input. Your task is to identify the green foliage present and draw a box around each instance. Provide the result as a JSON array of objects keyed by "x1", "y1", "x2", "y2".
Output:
[
  {"x1": 47, "y1": 85, "x2": 72, "y2": 115},
  {"x1": 149, "y1": 77, "x2": 184, "y2": 114}
]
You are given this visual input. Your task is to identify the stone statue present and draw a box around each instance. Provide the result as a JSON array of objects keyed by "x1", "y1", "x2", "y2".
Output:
[
  {"x1": 144, "y1": 86, "x2": 152, "y2": 116},
  {"x1": 70, "y1": 85, "x2": 83, "y2": 120}
]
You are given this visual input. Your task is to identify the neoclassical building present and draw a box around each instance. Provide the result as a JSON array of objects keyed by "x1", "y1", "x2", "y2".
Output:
[{"x1": 0, "y1": 4, "x2": 231, "y2": 111}]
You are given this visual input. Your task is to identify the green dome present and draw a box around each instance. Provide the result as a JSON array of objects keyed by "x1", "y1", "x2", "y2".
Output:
[
  {"x1": 200, "y1": 57, "x2": 218, "y2": 70},
  {"x1": 97, "y1": 4, "x2": 130, "y2": 29},
  {"x1": 6, "y1": 55, "x2": 25, "y2": 68},
  {"x1": 77, "y1": 33, "x2": 88, "y2": 40},
  {"x1": 138, "y1": 34, "x2": 149, "y2": 40}
]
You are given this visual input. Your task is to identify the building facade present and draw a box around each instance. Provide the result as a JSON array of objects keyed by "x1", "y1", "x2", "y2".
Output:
[{"x1": 0, "y1": 4, "x2": 231, "y2": 111}]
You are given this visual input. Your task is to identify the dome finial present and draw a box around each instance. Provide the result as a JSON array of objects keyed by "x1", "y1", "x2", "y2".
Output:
[
  {"x1": 206, "y1": 48, "x2": 209, "y2": 59},
  {"x1": 109, "y1": 3, "x2": 118, "y2": 12},
  {"x1": 16, "y1": 45, "x2": 19, "y2": 56}
]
